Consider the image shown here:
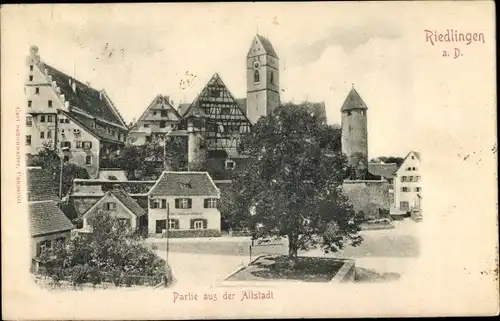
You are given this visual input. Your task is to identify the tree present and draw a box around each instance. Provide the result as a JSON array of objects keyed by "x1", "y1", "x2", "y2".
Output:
[
  {"x1": 370, "y1": 156, "x2": 404, "y2": 168},
  {"x1": 38, "y1": 210, "x2": 168, "y2": 287},
  {"x1": 36, "y1": 145, "x2": 90, "y2": 197},
  {"x1": 221, "y1": 103, "x2": 363, "y2": 260},
  {"x1": 110, "y1": 137, "x2": 187, "y2": 180}
]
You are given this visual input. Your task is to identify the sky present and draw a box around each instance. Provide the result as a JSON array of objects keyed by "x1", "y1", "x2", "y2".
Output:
[{"x1": 2, "y1": 2, "x2": 495, "y2": 159}]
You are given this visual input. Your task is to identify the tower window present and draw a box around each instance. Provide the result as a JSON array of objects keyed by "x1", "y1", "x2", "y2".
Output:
[
  {"x1": 30, "y1": 65, "x2": 34, "y2": 71},
  {"x1": 28, "y1": 100, "x2": 32, "y2": 108},
  {"x1": 35, "y1": 87, "x2": 40, "y2": 95},
  {"x1": 254, "y1": 70, "x2": 260, "y2": 83},
  {"x1": 29, "y1": 75, "x2": 33, "y2": 81},
  {"x1": 269, "y1": 71, "x2": 274, "y2": 85}
]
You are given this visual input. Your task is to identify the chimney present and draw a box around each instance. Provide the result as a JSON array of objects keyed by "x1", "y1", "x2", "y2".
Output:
[{"x1": 29, "y1": 45, "x2": 40, "y2": 63}]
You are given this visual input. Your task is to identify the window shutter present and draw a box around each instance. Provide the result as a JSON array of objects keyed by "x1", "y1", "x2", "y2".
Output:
[
  {"x1": 190, "y1": 219, "x2": 195, "y2": 229},
  {"x1": 204, "y1": 199, "x2": 208, "y2": 208},
  {"x1": 36, "y1": 243, "x2": 42, "y2": 257},
  {"x1": 149, "y1": 198, "x2": 154, "y2": 208},
  {"x1": 161, "y1": 199, "x2": 167, "y2": 209},
  {"x1": 175, "y1": 199, "x2": 180, "y2": 209},
  {"x1": 203, "y1": 219, "x2": 208, "y2": 229},
  {"x1": 187, "y1": 199, "x2": 192, "y2": 209}
]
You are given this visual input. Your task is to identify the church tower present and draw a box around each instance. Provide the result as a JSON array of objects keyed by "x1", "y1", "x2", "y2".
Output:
[
  {"x1": 341, "y1": 86, "x2": 369, "y2": 178},
  {"x1": 246, "y1": 35, "x2": 280, "y2": 124}
]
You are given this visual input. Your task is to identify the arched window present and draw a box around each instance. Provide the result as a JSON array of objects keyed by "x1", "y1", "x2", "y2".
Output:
[{"x1": 254, "y1": 70, "x2": 260, "y2": 83}]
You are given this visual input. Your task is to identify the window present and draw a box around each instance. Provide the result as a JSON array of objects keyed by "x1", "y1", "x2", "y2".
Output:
[
  {"x1": 169, "y1": 219, "x2": 179, "y2": 230},
  {"x1": 253, "y1": 70, "x2": 260, "y2": 83},
  {"x1": 415, "y1": 176, "x2": 420, "y2": 182},
  {"x1": 29, "y1": 75, "x2": 33, "y2": 81},
  {"x1": 47, "y1": 100, "x2": 53, "y2": 108},
  {"x1": 415, "y1": 187, "x2": 421, "y2": 192},
  {"x1": 105, "y1": 202, "x2": 116, "y2": 211},
  {"x1": 118, "y1": 218, "x2": 130, "y2": 227},
  {"x1": 26, "y1": 116, "x2": 32, "y2": 127},
  {"x1": 156, "y1": 220, "x2": 167, "y2": 234},
  {"x1": 40, "y1": 131, "x2": 44, "y2": 139},
  {"x1": 85, "y1": 155, "x2": 92, "y2": 165},
  {"x1": 191, "y1": 219, "x2": 207, "y2": 230},
  {"x1": 400, "y1": 201, "x2": 409, "y2": 211},
  {"x1": 144, "y1": 124, "x2": 150, "y2": 128},
  {"x1": 60, "y1": 141, "x2": 71, "y2": 149},
  {"x1": 35, "y1": 87, "x2": 40, "y2": 95},
  {"x1": 150, "y1": 198, "x2": 167, "y2": 209},
  {"x1": 83, "y1": 141, "x2": 92, "y2": 149},
  {"x1": 40, "y1": 115, "x2": 45, "y2": 122},
  {"x1": 30, "y1": 65, "x2": 34, "y2": 71},
  {"x1": 47, "y1": 130, "x2": 52, "y2": 139},
  {"x1": 26, "y1": 135, "x2": 31, "y2": 146},
  {"x1": 175, "y1": 198, "x2": 192, "y2": 209},
  {"x1": 411, "y1": 156, "x2": 415, "y2": 159},
  {"x1": 412, "y1": 167, "x2": 417, "y2": 171},
  {"x1": 28, "y1": 100, "x2": 32, "y2": 107},
  {"x1": 76, "y1": 141, "x2": 82, "y2": 148},
  {"x1": 401, "y1": 176, "x2": 408, "y2": 182},
  {"x1": 225, "y1": 160, "x2": 235, "y2": 170},
  {"x1": 160, "y1": 121, "x2": 166, "y2": 128},
  {"x1": 153, "y1": 111, "x2": 157, "y2": 116},
  {"x1": 204, "y1": 198, "x2": 218, "y2": 208},
  {"x1": 269, "y1": 71, "x2": 274, "y2": 84},
  {"x1": 401, "y1": 187, "x2": 410, "y2": 192},
  {"x1": 161, "y1": 110, "x2": 168, "y2": 117},
  {"x1": 65, "y1": 119, "x2": 70, "y2": 123},
  {"x1": 47, "y1": 115, "x2": 53, "y2": 122},
  {"x1": 60, "y1": 118, "x2": 65, "y2": 124},
  {"x1": 37, "y1": 240, "x2": 52, "y2": 256},
  {"x1": 63, "y1": 156, "x2": 69, "y2": 162}
]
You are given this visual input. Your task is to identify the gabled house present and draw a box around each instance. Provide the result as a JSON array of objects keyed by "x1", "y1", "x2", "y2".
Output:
[
  {"x1": 393, "y1": 151, "x2": 421, "y2": 216},
  {"x1": 81, "y1": 188, "x2": 147, "y2": 232},
  {"x1": 147, "y1": 171, "x2": 221, "y2": 237},
  {"x1": 25, "y1": 46, "x2": 128, "y2": 178},
  {"x1": 128, "y1": 95, "x2": 182, "y2": 146},
  {"x1": 27, "y1": 167, "x2": 74, "y2": 266}
]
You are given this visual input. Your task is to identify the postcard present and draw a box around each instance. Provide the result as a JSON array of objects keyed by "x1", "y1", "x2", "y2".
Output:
[{"x1": 1, "y1": 2, "x2": 498, "y2": 319}]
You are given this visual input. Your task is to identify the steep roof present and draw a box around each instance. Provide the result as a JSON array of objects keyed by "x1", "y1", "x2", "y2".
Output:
[
  {"x1": 27, "y1": 167, "x2": 60, "y2": 202},
  {"x1": 368, "y1": 163, "x2": 398, "y2": 179},
  {"x1": 248, "y1": 35, "x2": 279, "y2": 59},
  {"x1": 110, "y1": 189, "x2": 146, "y2": 217},
  {"x1": 29, "y1": 201, "x2": 74, "y2": 237},
  {"x1": 182, "y1": 73, "x2": 250, "y2": 123},
  {"x1": 58, "y1": 109, "x2": 124, "y2": 144},
  {"x1": 42, "y1": 63, "x2": 126, "y2": 128},
  {"x1": 396, "y1": 151, "x2": 421, "y2": 173},
  {"x1": 149, "y1": 171, "x2": 219, "y2": 197},
  {"x1": 341, "y1": 87, "x2": 368, "y2": 111},
  {"x1": 131, "y1": 95, "x2": 181, "y2": 130}
]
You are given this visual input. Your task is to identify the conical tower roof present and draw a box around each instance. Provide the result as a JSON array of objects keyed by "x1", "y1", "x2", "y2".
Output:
[{"x1": 341, "y1": 87, "x2": 368, "y2": 112}]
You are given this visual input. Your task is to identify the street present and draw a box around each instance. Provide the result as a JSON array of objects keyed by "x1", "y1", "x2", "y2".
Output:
[{"x1": 148, "y1": 219, "x2": 421, "y2": 286}]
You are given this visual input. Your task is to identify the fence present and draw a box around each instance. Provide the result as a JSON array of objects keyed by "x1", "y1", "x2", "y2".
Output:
[{"x1": 33, "y1": 265, "x2": 168, "y2": 288}]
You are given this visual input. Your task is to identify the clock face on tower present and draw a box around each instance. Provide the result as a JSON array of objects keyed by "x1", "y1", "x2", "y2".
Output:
[{"x1": 252, "y1": 61, "x2": 261, "y2": 70}]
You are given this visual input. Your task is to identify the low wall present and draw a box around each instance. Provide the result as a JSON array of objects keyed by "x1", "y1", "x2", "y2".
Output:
[
  {"x1": 329, "y1": 259, "x2": 356, "y2": 283},
  {"x1": 342, "y1": 180, "x2": 391, "y2": 220},
  {"x1": 153, "y1": 229, "x2": 221, "y2": 238}
]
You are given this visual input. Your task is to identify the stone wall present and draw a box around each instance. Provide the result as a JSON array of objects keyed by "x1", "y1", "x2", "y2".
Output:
[{"x1": 342, "y1": 180, "x2": 390, "y2": 220}]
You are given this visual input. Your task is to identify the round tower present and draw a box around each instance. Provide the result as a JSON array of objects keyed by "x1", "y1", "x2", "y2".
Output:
[
  {"x1": 341, "y1": 86, "x2": 368, "y2": 178},
  {"x1": 187, "y1": 116, "x2": 206, "y2": 171}
]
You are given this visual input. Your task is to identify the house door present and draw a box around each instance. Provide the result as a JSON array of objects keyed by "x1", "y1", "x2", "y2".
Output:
[{"x1": 156, "y1": 219, "x2": 167, "y2": 234}]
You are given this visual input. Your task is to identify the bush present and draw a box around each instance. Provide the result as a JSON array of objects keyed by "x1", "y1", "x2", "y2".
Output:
[{"x1": 168, "y1": 229, "x2": 221, "y2": 238}]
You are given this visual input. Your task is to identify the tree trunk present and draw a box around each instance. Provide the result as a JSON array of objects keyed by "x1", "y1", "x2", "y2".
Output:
[{"x1": 287, "y1": 234, "x2": 298, "y2": 268}]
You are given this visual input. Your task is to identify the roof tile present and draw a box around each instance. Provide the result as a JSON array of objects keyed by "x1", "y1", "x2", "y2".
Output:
[
  {"x1": 149, "y1": 172, "x2": 219, "y2": 197},
  {"x1": 29, "y1": 201, "x2": 74, "y2": 236},
  {"x1": 27, "y1": 168, "x2": 60, "y2": 202}
]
